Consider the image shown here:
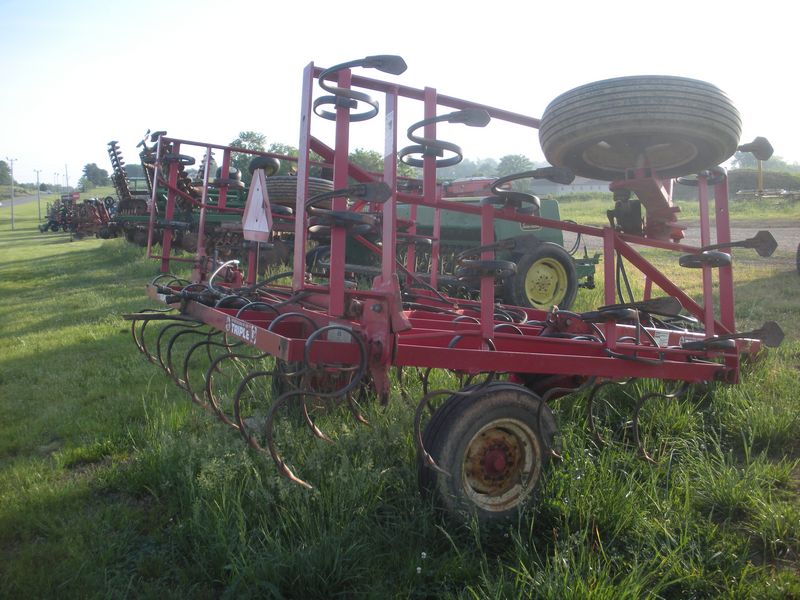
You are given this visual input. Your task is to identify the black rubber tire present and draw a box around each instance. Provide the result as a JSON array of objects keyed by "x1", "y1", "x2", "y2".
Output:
[
  {"x1": 539, "y1": 76, "x2": 742, "y2": 181},
  {"x1": 505, "y1": 242, "x2": 578, "y2": 310},
  {"x1": 796, "y1": 243, "x2": 800, "y2": 275},
  {"x1": 678, "y1": 250, "x2": 732, "y2": 269},
  {"x1": 248, "y1": 156, "x2": 281, "y2": 176},
  {"x1": 265, "y1": 175, "x2": 334, "y2": 207},
  {"x1": 419, "y1": 383, "x2": 557, "y2": 525},
  {"x1": 305, "y1": 245, "x2": 331, "y2": 271}
]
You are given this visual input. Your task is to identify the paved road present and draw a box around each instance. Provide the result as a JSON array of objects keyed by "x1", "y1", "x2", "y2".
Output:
[
  {"x1": 0, "y1": 193, "x2": 55, "y2": 207},
  {"x1": 572, "y1": 220, "x2": 798, "y2": 257}
]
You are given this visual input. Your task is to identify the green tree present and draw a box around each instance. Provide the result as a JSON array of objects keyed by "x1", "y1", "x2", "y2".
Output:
[
  {"x1": 437, "y1": 157, "x2": 497, "y2": 181},
  {"x1": 230, "y1": 131, "x2": 267, "y2": 184},
  {"x1": 82, "y1": 163, "x2": 110, "y2": 187},
  {"x1": 730, "y1": 151, "x2": 800, "y2": 174},
  {"x1": 125, "y1": 163, "x2": 145, "y2": 179},
  {"x1": 267, "y1": 143, "x2": 299, "y2": 175},
  {"x1": 348, "y1": 147, "x2": 418, "y2": 179},
  {"x1": 350, "y1": 148, "x2": 384, "y2": 173},
  {"x1": 496, "y1": 154, "x2": 534, "y2": 177},
  {"x1": 0, "y1": 160, "x2": 11, "y2": 185}
]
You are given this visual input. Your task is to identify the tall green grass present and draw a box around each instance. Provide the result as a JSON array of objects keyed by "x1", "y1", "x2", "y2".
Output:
[
  {"x1": 556, "y1": 193, "x2": 800, "y2": 227},
  {"x1": 1, "y1": 200, "x2": 799, "y2": 598}
]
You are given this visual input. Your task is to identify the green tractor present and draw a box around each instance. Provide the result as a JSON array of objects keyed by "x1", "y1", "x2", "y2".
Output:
[{"x1": 395, "y1": 174, "x2": 598, "y2": 310}]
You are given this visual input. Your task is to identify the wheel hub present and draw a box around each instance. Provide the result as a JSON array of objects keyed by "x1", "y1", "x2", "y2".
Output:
[
  {"x1": 525, "y1": 258, "x2": 566, "y2": 305},
  {"x1": 483, "y1": 447, "x2": 508, "y2": 476},
  {"x1": 465, "y1": 428, "x2": 523, "y2": 494}
]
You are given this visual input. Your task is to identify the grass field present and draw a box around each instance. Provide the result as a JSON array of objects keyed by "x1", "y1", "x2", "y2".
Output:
[{"x1": 1, "y1": 198, "x2": 799, "y2": 598}]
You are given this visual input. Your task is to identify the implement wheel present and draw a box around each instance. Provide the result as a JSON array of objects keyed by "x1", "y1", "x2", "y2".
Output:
[
  {"x1": 505, "y1": 243, "x2": 578, "y2": 310},
  {"x1": 539, "y1": 75, "x2": 741, "y2": 181},
  {"x1": 419, "y1": 383, "x2": 557, "y2": 525}
]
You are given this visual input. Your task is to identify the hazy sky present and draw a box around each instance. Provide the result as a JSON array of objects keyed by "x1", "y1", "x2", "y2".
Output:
[{"x1": 2, "y1": 0, "x2": 798, "y2": 185}]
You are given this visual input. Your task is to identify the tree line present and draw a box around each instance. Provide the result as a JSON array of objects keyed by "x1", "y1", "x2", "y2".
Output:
[{"x1": 9, "y1": 132, "x2": 795, "y2": 193}]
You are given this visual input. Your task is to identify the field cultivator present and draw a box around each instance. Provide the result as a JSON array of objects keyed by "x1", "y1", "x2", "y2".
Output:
[
  {"x1": 124, "y1": 56, "x2": 783, "y2": 524},
  {"x1": 39, "y1": 193, "x2": 116, "y2": 239}
]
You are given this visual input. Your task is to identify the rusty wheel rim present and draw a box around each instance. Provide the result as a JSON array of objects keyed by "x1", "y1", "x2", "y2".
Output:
[{"x1": 462, "y1": 418, "x2": 542, "y2": 512}]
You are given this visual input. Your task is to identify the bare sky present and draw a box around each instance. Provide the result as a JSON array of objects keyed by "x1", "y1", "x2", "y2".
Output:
[{"x1": 2, "y1": 0, "x2": 797, "y2": 185}]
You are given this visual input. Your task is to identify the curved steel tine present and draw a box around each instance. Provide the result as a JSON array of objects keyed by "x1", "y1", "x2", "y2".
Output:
[
  {"x1": 165, "y1": 327, "x2": 215, "y2": 387},
  {"x1": 275, "y1": 360, "x2": 304, "y2": 393},
  {"x1": 183, "y1": 337, "x2": 244, "y2": 407},
  {"x1": 213, "y1": 333, "x2": 244, "y2": 364},
  {"x1": 421, "y1": 367, "x2": 433, "y2": 397},
  {"x1": 181, "y1": 338, "x2": 224, "y2": 408},
  {"x1": 156, "y1": 321, "x2": 202, "y2": 373},
  {"x1": 633, "y1": 382, "x2": 691, "y2": 463},
  {"x1": 586, "y1": 378, "x2": 636, "y2": 448},
  {"x1": 412, "y1": 388, "x2": 457, "y2": 477},
  {"x1": 394, "y1": 366, "x2": 415, "y2": 403},
  {"x1": 203, "y1": 351, "x2": 255, "y2": 429},
  {"x1": 131, "y1": 317, "x2": 146, "y2": 354},
  {"x1": 203, "y1": 346, "x2": 271, "y2": 429},
  {"x1": 633, "y1": 391, "x2": 660, "y2": 464},
  {"x1": 133, "y1": 318, "x2": 152, "y2": 360},
  {"x1": 130, "y1": 308, "x2": 174, "y2": 354},
  {"x1": 299, "y1": 394, "x2": 334, "y2": 442},
  {"x1": 539, "y1": 376, "x2": 596, "y2": 459},
  {"x1": 343, "y1": 385, "x2": 370, "y2": 427},
  {"x1": 137, "y1": 319, "x2": 158, "y2": 363},
  {"x1": 266, "y1": 391, "x2": 315, "y2": 490},
  {"x1": 232, "y1": 369, "x2": 277, "y2": 448}
]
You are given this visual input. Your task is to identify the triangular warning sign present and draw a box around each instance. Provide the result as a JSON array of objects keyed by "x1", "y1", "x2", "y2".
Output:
[{"x1": 242, "y1": 168, "x2": 273, "y2": 242}]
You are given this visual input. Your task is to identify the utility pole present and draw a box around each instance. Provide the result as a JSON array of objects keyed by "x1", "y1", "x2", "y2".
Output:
[
  {"x1": 65, "y1": 164, "x2": 69, "y2": 190},
  {"x1": 5, "y1": 157, "x2": 16, "y2": 230},
  {"x1": 34, "y1": 169, "x2": 42, "y2": 221}
]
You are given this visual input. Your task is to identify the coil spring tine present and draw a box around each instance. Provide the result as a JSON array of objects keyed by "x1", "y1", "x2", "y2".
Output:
[
  {"x1": 266, "y1": 391, "x2": 315, "y2": 490},
  {"x1": 181, "y1": 337, "x2": 232, "y2": 409},
  {"x1": 232, "y1": 369, "x2": 277, "y2": 449},
  {"x1": 413, "y1": 388, "x2": 458, "y2": 477},
  {"x1": 156, "y1": 322, "x2": 199, "y2": 373},
  {"x1": 165, "y1": 327, "x2": 215, "y2": 388},
  {"x1": 137, "y1": 319, "x2": 157, "y2": 363},
  {"x1": 203, "y1": 352, "x2": 256, "y2": 430},
  {"x1": 421, "y1": 367, "x2": 433, "y2": 397},
  {"x1": 586, "y1": 378, "x2": 637, "y2": 447},
  {"x1": 131, "y1": 309, "x2": 168, "y2": 355},
  {"x1": 130, "y1": 317, "x2": 145, "y2": 354},
  {"x1": 416, "y1": 383, "x2": 498, "y2": 473},
  {"x1": 346, "y1": 385, "x2": 370, "y2": 426},
  {"x1": 538, "y1": 377, "x2": 597, "y2": 460},
  {"x1": 298, "y1": 394, "x2": 334, "y2": 443},
  {"x1": 632, "y1": 382, "x2": 691, "y2": 463},
  {"x1": 394, "y1": 366, "x2": 419, "y2": 404},
  {"x1": 302, "y1": 325, "x2": 368, "y2": 399},
  {"x1": 210, "y1": 333, "x2": 242, "y2": 365}
]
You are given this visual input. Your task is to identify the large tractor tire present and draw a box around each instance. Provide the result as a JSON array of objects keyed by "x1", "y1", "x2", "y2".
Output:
[
  {"x1": 504, "y1": 242, "x2": 578, "y2": 310},
  {"x1": 266, "y1": 175, "x2": 334, "y2": 207},
  {"x1": 539, "y1": 76, "x2": 742, "y2": 181},
  {"x1": 796, "y1": 242, "x2": 800, "y2": 275}
]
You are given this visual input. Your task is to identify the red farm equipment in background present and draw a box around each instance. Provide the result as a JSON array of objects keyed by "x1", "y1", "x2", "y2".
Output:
[{"x1": 124, "y1": 56, "x2": 783, "y2": 525}]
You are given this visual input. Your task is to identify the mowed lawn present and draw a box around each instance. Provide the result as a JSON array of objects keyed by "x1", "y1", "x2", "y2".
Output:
[{"x1": 1, "y1": 197, "x2": 799, "y2": 599}]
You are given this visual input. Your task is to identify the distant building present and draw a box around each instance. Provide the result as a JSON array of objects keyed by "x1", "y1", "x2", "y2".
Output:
[{"x1": 531, "y1": 176, "x2": 610, "y2": 196}]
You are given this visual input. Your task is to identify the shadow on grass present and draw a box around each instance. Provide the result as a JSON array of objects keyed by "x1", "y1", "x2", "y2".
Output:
[{"x1": 730, "y1": 270, "x2": 800, "y2": 341}]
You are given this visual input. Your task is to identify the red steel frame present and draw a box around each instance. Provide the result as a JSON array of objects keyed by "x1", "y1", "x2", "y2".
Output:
[{"x1": 142, "y1": 60, "x2": 757, "y2": 398}]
